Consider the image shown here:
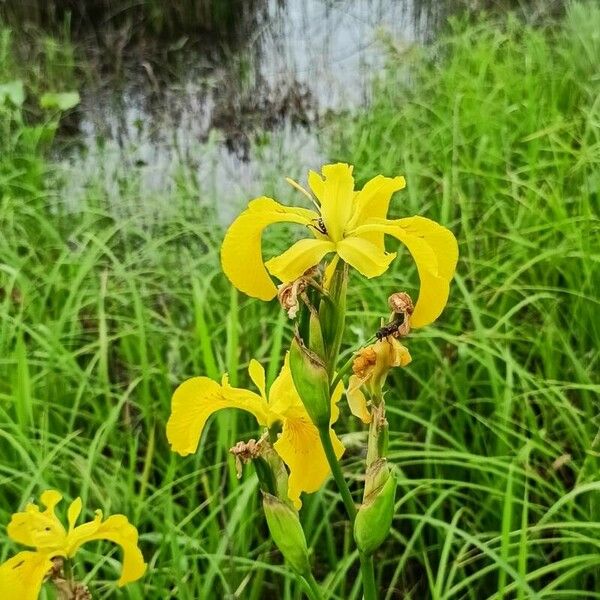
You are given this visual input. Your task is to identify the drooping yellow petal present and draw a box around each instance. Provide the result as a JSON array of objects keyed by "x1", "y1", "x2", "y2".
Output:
[
  {"x1": 0, "y1": 551, "x2": 53, "y2": 600},
  {"x1": 166, "y1": 377, "x2": 270, "y2": 456},
  {"x1": 7, "y1": 491, "x2": 66, "y2": 551},
  {"x1": 315, "y1": 163, "x2": 355, "y2": 242},
  {"x1": 273, "y1": 415, "x2": 344, "y2": 510},
  {"x1": 336, "y1": 236, "x2": 396, "y2": 278},
  {"x1": 66, "y1": 513, "x2": 146, "y2": 586},
  {"x1": 265, "y1": 238, "x2": 335, "y2": 284},
  {"x1": 346, "y1": 375, "x2": 372, "y2": 424},
  {"x1": 395, "y1": 216, "x2": 458, "y2": 280},
  {"x1": 347, "y1": 175, "x2": 406, "y2": 247},
  {"x1": 350, "y1": 217, "x2": 458, "y2": 327},
  {"x1": 221, "y1": 197, "x2": 319, "y2": 300}
]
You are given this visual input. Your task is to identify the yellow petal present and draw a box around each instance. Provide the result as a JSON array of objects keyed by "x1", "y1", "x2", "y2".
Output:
[
  {"x1": 336, "y1": 236, "x2": 396, "y2": 278},
  {"x1": 346, "y1": 375, "x2": 372, "y2": 424},
  {"x1": 307, "y1": 170, "x2": 324, "y2": 203},
  {"x1": 7, "y1": 491, "x2": 67, "y2": 551},
  {"x1": 350, "y1": 217, "x2": 458, "y2": 327},
  {"x1": 0, "y1": 551, "x2": 54, "y2": 600},
  {"x1": 322, "y1": 255, "x2": 340, "y2": 289},
  {"x1": 265, "y1": 238, "x2": 335, "y2": 283},
  {"x1": 67, "y1": 497, "x2": 83, "y2": 531},
  {"x1": 317, "y1": 163, "x2": 355, "y2": 242},
  {"x1": 270, "y1": 360, "x2": 345, "y2": 508},
  {"x1": 329, "y1": 379, "x2": 345, "y2": 425},
  {"x1": 347, "y1": 174, "x2": 406, "y2": 247},
  {"x1": 395, "y1": 216, "x2": 458, "y2": 280},
  {"x1": 221, "y1": 197, "x2": 319, "y2": 300},
  {"x1": 248, "y1": 359, "x2": 267, "y2": 400},
  {"x1": 66, "y1": 513, "x2": 146, "y2": 586},
  {"x1": 40, "y1": 490, "x2": 62, "y2": 512},
  {"x1": 387, "y1": 336, "x2": 412, "y2": 368},
  {"x1": 267, "y1": 354, "x2": 302, "y2": 416},
  {"x1": 274, "y1": 416, "x2": 345, "y2": 510},
  {"x1": 166, "y1": 377, "x2": 270, "y2": 456}
]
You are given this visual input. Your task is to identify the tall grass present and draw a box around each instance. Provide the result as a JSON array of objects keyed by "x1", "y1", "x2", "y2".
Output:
[
  {"x1": 332, "y1": 3, "x2": 600, "y2": 597},
  {"x1": 0, "y1": 3, "x2": 599, "y2": 598}
]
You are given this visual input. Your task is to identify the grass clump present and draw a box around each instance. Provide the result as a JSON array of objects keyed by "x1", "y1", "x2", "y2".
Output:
[{"x1": 332, "y1": 2, "x2": 600, "y2": 597}]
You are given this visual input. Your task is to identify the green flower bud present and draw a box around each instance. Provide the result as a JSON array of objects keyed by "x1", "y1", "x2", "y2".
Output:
[
  {"x1": 308, "y1": 310, "x2": 326, "y2": 359},
  {"x1": 289, "y1": 336, "x2": 331, "y2": 428},
  {"x1": 262, "y1": 492, "x2": 310, "y2": 575},
  {"x1": 319, "y1": 262, "x2": 348, "y2": 367},
  {"x1": 354, "y1": 461, "x2": 397, "y2": 555}
]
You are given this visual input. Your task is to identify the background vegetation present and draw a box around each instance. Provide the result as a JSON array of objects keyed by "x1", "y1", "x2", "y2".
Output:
[{"x1": 0, "y1": 2, "x2": 598, "y2": 598}]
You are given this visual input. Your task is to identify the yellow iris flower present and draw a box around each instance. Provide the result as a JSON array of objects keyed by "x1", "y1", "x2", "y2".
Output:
[
  {"x1": 221, "y1": 163, "x2": 458, "y2": 328},
  {"x1": 166, "y1": 357, "x2": 344, "y2": 509},
  {"x1": 0, "y1": 490, "x2": 146, "y2": 600}
]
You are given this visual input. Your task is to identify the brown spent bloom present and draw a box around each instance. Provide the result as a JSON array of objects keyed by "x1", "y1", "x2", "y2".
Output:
[
  {"x1": 230, "y1": 436, "x2": 268, "y2": 478},
  {"x1": 352, "y1": 347, "x2": 377, "y2": 380},
  {"x1": 277, "y1": 279, "x2": 307, "y2": 318},
  {"x1": 277, "y1": 267, "x2": 320, "y2": 318},
  {"x1": 388, "y1": 292, "x2": 414, "y2": 316},
  {"x1": 387, "y1": 292, "x2": 414, "y2": 337},
  {"x1": 48, "y1": 558, "x2": 92, "y2": 600},
  {"x1": 347, "y1": 336, "x2": 412, "y2": 424}
]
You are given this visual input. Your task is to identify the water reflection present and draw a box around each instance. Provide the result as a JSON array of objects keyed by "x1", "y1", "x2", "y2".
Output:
[{"x1": 61, "y1": 0, "x2": 430, "y2": 220}]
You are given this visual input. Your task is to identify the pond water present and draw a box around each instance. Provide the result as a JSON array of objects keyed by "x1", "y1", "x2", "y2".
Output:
[{"x1": 59, "y1": 0, "x2": 436, "y2": 220}]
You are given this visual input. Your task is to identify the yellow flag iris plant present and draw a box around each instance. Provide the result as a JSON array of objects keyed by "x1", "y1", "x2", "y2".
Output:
[
  {"x1": 0, "y1": 490, "x2": 146, "y2": 599},
  {"x1": 168, "y1": 163, "x2": 458, "y2": 600}
]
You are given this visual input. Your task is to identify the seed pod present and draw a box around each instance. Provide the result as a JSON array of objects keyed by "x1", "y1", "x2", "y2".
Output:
[
  {"x1": 354, "y1": 463, "x2": 397, "y2": 555},
  {"x1": 262, "y1": 493, "x2": 310, "y2": 575},
  {"x1": 289, "y1": 337, "x2": 331, "y2": 428}
]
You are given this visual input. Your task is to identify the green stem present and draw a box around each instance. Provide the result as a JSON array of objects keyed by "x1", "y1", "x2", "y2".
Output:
[
  {"x1": 359, "y1": 553, "x2": 378, "y2": 600},
  {"x1": 319, "y1": 428, "x2": 380, "y2": 599},
  {"x1": 318, "y1": 427, "x2": 356, "y2": 521},
  {"x1": 301, "y1": 572, "x2": 325, "y2": 600},
  {"x1": 318, "y1": 259, "x2": 379, "y2": 599}
]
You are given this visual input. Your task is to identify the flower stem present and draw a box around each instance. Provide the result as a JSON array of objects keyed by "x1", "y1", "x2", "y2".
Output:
[
  {"x1": 318, "y1": 428, "x2": 379, "y2": 600},
  {"x1": 359, "y1": 553, "x2": 378, "y2": 600},
  {"x1": 301, "y1": 572, "x2": 325, "y2": 600},
  {"x1": 318, "y1": 427, "x2": 356, "y2": 521}
]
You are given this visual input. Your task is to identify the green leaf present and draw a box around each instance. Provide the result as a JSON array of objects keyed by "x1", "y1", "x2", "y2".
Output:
[
  {"x1": 39, "y1": 91, "x2": 80, "y2": 111},
  {"x1": 0, "y1": 80, "x2": 25, "y2": 107}
]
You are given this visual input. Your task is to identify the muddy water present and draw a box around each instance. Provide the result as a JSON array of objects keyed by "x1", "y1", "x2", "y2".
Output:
[{"x1": 59, "y1": 0, "x2": 433, "y2": 222}]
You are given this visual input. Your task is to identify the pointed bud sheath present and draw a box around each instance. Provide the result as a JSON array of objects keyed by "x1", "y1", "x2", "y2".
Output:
[
  {"x1": 290, "y1": 337, "x2": 331, "y2": 429},
  {"x1": 308, "y1": 310, "x2": 326, "y2": 359},
  {"x1": 354, "y1": 461, "x2": 398, "y2": 556},
  {"x1": 263, "y1": 493, "x2": 310, "y2": 576},
  {"x1": 319, "y1": 262, "x2": 348, "y2": 368},
  {"x1": 253, "y1": 456, "x2": 278, "y2": 496}
]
